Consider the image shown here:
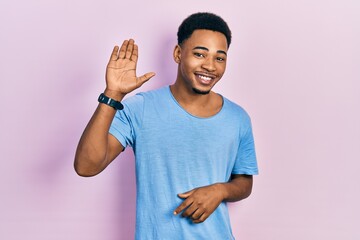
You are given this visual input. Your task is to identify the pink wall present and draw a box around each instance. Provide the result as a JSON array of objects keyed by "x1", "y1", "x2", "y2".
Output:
[{"x1": 1, "y1": 0, "x2": 359, "y2": 239}]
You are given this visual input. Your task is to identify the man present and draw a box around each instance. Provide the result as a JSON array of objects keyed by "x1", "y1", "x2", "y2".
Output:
[{"x1": 75, "y1": 12, "x2": 258, "y2": 239}]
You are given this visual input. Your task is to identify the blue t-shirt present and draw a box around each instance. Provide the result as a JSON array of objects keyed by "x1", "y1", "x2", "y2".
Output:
[{"x1": 109, "y1": 86, "x2": 258, "y2": 240}]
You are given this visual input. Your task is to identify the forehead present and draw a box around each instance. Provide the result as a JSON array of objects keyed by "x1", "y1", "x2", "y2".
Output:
[{"x1": 182, "y1": 29, "x2": 228, "y2": 51}]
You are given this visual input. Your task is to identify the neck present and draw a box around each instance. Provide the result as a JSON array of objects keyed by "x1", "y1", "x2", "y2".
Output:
[
  {"x1": 170, "y1": 81, "x2": 213, "y2": 107},
  {"x1": 169, "y1": 81, "x2": 223, "y2": 118}
]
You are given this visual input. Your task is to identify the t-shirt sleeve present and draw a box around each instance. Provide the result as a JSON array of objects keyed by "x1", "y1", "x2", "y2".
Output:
[
  {"x1": 232, "y1": 117, "x2": 259, "y2": 175},
  {"x1": 109, "y1": 94, "x2": 144, "y2": 149}
]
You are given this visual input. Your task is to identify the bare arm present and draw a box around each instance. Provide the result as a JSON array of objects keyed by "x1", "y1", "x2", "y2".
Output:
[
  {"x1": 174, "y1": 174, "x2": 253, "y2": 223},
  {"x1": 74, "y1": 39, "x2": 155, "y2": 177},
  {"x1": 221, "y1": 174, "x2": 253, "y2": 202}
]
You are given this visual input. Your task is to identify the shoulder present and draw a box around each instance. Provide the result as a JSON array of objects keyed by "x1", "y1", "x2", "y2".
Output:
[
  {"x1": 127, "y1": 86, "x2": 168, "y2": 101},
  {"x1": 120, "y1": 86, "x2": 171, "y2": 117},
  {"x1": 221, "y1": 97, "x2": 256, "y2": 141},
  {"x1": 222, "y1": 96, "x2": 251, "y2": 123},
  {"x1": 123, "y1": 86, "x2": 169, "y2": 105}
]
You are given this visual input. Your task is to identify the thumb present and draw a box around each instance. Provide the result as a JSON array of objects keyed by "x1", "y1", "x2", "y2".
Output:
[
  {"x1": 178, "y1": 189, "x2": 194, "y2": 199},
  {"x1": 136, "y1": 72, "x2": 156, "y2": 86}
]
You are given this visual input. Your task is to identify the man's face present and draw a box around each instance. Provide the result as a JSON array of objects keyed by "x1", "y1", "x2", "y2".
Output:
[{"x1": 174, "y1": 29, "x2": 228, "y2": 95}]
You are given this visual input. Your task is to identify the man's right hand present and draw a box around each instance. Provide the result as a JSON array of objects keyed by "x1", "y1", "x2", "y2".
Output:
[
  {"x1": 74, "y1": 39, "x2": 154, "y2": 177},
  {"x1": 105, "y1": 39, "x2": 155, "y2": 100}
]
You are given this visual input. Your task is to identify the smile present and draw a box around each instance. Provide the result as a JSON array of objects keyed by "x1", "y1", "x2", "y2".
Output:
[
  {"x1": 198, "y1": 75, "x2": 212, "y2": 81},
  {"x1": 195, "y1": 72, "x2": 216, "y2": 85}
]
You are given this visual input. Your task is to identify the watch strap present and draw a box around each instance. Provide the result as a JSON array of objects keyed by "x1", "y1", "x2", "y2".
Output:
[{"x1": 98, "y1": 93, "x2": 124, "y2": 110}]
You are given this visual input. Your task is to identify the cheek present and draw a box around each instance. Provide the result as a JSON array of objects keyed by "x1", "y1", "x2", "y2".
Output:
[
  {"x1": 180, "y1": 59, "x2": 197, "y2": 73},
  {"x1": 217, "y1": 63, "x2": 226, "y2": 76},
  {"x1": 179, "y1": 62, "x2": 192, "y2": 78}
]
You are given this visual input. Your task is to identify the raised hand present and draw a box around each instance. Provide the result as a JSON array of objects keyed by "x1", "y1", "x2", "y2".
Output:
[
  {"x1": 174, "y1": 184, "x2": 225, "y2": 223},
  {"x1": 105, "y1": 39, "x2": 155, "y2": 99}
]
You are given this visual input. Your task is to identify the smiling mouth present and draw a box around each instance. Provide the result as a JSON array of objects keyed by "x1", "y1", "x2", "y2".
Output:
[{"x1": 195, "y1": 73, "x2": 216, "y2": 84}]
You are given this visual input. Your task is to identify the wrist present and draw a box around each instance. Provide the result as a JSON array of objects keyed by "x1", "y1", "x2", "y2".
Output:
[
  {"x1": 104, "y1": 88, "x2": 126, "y2": 101},
  {"x1": 98, "y1": 93, "x2": 124, "y2": 110},
  {"x1": 214, "y1": 183, "x2": 228, "y2": 201}
]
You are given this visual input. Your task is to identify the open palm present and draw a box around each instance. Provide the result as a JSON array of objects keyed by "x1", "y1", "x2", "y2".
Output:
[{"x1": 106, "y1": 39, "x2": 155, "y2": 95}]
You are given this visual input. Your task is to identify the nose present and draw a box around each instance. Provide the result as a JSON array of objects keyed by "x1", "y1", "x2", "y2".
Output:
[{"x1": 201, "y1": 57, "x2": 216, "y2": 72}]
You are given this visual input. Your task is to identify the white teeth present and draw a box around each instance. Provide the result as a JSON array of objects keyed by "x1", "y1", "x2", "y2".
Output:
[{"x1": 198, "y1": 75, "x2": 212, "y2": 81}]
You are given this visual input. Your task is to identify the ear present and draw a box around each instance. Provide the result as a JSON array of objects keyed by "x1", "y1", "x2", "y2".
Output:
[{"x1": 173, "y1": 45, "x2": 181, "y2": 63}]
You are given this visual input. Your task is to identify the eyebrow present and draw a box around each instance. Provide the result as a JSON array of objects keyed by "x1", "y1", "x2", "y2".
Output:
[{"x1": 192, "y1": 46, "x2": 227, "y2": 56}]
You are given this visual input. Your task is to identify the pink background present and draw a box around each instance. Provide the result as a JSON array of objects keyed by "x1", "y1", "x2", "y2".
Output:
[{"x1": 1, "y1": 0, "x2": 359, "y2": 239}]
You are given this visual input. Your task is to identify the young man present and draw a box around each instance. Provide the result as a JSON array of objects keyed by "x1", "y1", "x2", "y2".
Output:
[{"x1": 75, "y1": 12, "x2": 258, "y2": 239}]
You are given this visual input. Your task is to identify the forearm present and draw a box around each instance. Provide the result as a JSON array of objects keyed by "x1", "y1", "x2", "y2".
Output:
[
  {"x1": 174, "y1": 175, "x2": 253, "y2": 223},
  {"x1": 74, "y1": 90, "x2": 125, "y2": 176},
  {"x1": 74, "y1": 40, "x2": 155, "y2": 176},
  {"x1": 218, "y1": 175, "x2": 253, "y2": 202}
]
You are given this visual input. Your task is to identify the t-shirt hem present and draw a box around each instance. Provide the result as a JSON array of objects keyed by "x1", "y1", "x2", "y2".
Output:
[
  {"x1": 109, "y1": 127, "x2": 127, "y2": 148},
  {"x1": 231, "y1": 169, "x2": 259, "y2": 175}
]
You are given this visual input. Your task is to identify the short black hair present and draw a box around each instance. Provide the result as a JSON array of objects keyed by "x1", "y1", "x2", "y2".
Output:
[{"x1": 177, "y1": 12, "x2": 232, "y2": 47}]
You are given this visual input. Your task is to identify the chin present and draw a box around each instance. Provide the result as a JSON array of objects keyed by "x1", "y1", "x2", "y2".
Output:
[{"x1": 192, "y1": 87, "x2": 211, "y2": 95}]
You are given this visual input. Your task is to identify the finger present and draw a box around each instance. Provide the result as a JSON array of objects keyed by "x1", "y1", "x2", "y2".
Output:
[
  {"x1": 192, "y1": 213, "x2": 207, "y2": 224},
  {"x1": 131, "y1": 44, "x2": 139, "y2": 62},
  {"x1": 182, "y1": 204, "x2": 198, "y2": 218},
  {"x1": 174, "y1": 198, "x2": 193, "y2": 215},
  {"x1": 125, "y1": 39, "x2": 134, "y2": 59},
  {"x1": 118, "y1": 40, "x2": 128, "y2": 59},
  {"x1": 136, "y1": 72, "x2": 156, "y2": 87},
  {"x1": 178, "y1": 189, "x2": 194, "y2": 199},
  {"x1": 190, "y1": 208, "x2": 204, "y2": 220},
  {"x1": 109, "y1": 46, "x2": 119, "y2": 61}
]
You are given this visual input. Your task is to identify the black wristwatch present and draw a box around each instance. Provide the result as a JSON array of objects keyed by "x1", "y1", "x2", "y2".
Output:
[{"x1": 98, "y1": 93, "x2": 124, "y2": 110}]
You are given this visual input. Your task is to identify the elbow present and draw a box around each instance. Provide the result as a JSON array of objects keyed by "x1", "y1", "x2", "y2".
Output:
[
  {"x1": 73, "y1": 157, "x2": 102, "y2": 177},
  {"x1": 230, "y1": 174, "x2": 253, "y2": 201},
  {"x1": 243, "y1": 187, "x2": 252, "y2": 199},
  {"x1": 74, "y1": 166, "x2": 98, "y2": 177},
  {"x1": 243, "y1": 179, "x2": 253, "y2": 199}
]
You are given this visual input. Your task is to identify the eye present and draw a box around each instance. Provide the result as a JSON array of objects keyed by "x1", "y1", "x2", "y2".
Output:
[
  {"x1": 216, "y1": 57, "x2": 226, "y2": 62},
  {"x1": 194, "y1": 52, "x2": 205, "y2": 58}
]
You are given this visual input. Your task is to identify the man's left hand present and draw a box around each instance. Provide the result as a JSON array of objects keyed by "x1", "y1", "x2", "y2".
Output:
[{"x1": 174, "y1": 184, "x2": 225, "y2": 223}]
